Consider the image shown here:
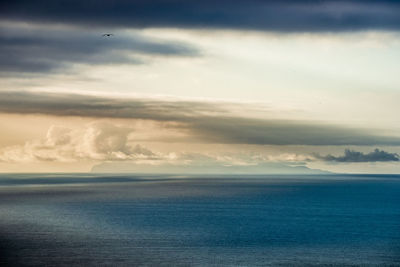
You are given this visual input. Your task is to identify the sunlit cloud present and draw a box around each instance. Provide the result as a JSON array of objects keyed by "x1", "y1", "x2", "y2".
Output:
[{"x1": 0, "y1": 122, "x2": 158, "y2": 162}]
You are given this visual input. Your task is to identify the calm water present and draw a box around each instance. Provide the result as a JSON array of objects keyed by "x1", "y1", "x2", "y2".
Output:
[{"x1": 0, "y1": 174, "x2": 399, "y2": 266}]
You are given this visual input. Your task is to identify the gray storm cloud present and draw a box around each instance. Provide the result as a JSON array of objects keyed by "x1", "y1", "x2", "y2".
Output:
[
  {"x1": 0, "y1": 24, "x2": 199, "y2": 74},
  {"x1": 316, "y1": 149, "x2": 399, "y2": 162},
  {"x1": 1, "y1": 91, "x2": 400, "y2": 146},
  {"x1": 1, "y1": 1, "x2": 400, "y2": 32}
]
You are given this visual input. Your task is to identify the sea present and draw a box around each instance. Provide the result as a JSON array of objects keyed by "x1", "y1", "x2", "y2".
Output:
[{"x1": 0, "y1": 174, "x2": 399, "y2": 266}]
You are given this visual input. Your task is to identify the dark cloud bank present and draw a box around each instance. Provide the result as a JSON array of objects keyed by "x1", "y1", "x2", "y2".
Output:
[
  {"x1": 1, "y1": 0, "x2": 400, "y2": 32},
  {"x1": 0, "y1": 25, "x2": 198, "y2": 74},
  {"x1": 317, "y1": 149, "x2": 399, "y2": 162},
  {"x1": 1, "y1": 91, "x2": 400, "y2": 146}
]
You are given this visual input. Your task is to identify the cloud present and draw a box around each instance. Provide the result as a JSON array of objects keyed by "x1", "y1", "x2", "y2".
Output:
[
  {"x1": 1, "y1": 91, "x2": 400, "y2": 146},
  {"x1": 316, "y1": 148, "x2": 399, "y2": 162},
  {"x1": 1, "y1": 1, "x2": 400, "y2": 32},
  {"x1": 0, "y1": 91, "x2": 227, "y2": 120},
  {"x1": 185, "y1": 116, "x2": 400, "y2": 146},
  {"x1": 0, "y1": 122, "x2": 159, "y2": 162},
  {"x1": 0, "y1": 24, "x2": 198, "y2": 74}
]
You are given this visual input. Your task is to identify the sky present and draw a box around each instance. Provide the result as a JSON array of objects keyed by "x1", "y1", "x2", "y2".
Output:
[{"x1": 0, "y1": 0, "x2": 400, "y2": 173}]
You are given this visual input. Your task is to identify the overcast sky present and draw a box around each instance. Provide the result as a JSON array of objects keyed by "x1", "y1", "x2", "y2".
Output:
[{"x1": 1, "y1": 0, "x2": 400, "y2": 173}]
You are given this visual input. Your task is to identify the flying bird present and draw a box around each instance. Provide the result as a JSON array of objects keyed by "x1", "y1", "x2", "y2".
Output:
[{"x1": 102, "y1": 33, "x2": 114, "y2": 37}]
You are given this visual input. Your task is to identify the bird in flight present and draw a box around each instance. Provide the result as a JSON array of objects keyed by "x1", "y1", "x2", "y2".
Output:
[{"x1": 102, "y1": 33, "x2": 114, "y2": 37}]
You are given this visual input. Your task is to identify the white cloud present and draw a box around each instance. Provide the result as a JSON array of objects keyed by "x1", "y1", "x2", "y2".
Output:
[{"x1": 0, "y1": 122, "x2": 158, "y2": 162}]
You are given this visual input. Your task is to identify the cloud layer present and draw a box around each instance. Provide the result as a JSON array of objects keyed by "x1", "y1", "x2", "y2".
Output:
[
  {"x1": 0, "y1": 24, "x2": 198, "y2": 74},
  {"x1": 1, "y1": 1, "x2": 400, "y2": 32},
  {"x1": 317, "y1": 148, "x2": 399, "y2": 162},
  {"x1": 1, "y1": 91, "x2": 400, "y2": 146}
]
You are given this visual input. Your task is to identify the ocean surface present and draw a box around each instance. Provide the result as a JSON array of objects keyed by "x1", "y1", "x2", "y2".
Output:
[{"x1": 0, "y1": 174, "x2": 399, "y2": 266}]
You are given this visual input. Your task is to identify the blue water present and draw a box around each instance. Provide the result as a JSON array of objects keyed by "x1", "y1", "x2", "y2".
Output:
[{"x1": 0, "y1": 174, "x2": 399, "y2": 266}]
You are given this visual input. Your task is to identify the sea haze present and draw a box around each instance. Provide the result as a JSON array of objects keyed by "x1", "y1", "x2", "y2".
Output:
[{"x1": 0, "y1": 174, "x2": 399, "y2": 266}]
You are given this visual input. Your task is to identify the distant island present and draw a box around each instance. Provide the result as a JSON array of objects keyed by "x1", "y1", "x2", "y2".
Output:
[{"x1": 91, "y1": 161, "x2": 330, "y2": 175}]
